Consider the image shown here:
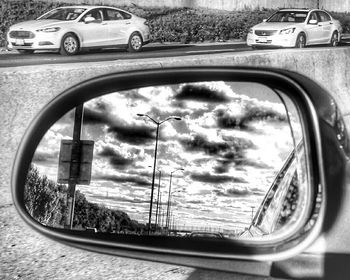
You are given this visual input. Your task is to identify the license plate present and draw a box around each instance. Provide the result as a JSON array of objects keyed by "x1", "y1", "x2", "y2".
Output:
[
  {"x1": 258, "y1": 37, "x2": 268, "y2": 43},
  {"x1": 15, "y1": 39, "x2": 25, "y2": 45}
]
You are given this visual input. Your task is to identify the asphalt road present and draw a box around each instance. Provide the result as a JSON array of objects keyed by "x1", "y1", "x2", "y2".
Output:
[
  {"x1": 1, "y1": 40, "x2": 350, "y2": 68},
  {"x1": 0, "y1": 42, "x2": 250, "y2": 67}
]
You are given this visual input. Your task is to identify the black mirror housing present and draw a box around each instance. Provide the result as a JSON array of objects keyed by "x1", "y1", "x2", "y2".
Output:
[{"x1": 11, "y1": 66, "x2": 349, "y2": 276}]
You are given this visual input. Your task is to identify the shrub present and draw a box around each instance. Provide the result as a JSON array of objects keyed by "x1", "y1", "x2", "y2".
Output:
[{"x1": 1, "y1": 1, "x2": 349, "y2": 48}]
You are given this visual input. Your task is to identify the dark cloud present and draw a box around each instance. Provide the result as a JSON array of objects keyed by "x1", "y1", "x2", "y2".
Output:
[
  {"x1": 180, "y1": 134, "x2": 230, "y2": 155},
  {"x1": 33, "y1": 150, "x2": 59, "y2": 163},
  {"x1": 98, "y1": 146, "x2": 133, "y2": 169},
  {"x1": 250, "y1": 187, "x2": 266, "y2": 196},
  {"x1": 216, "y1": 105, "x2": 287, "y2": 131},
  {"x1": 180, "y1": 134, "x2": 258, "y2": 174},
  {"x1": 213, "y1": 187, "x2": 251, "y2": 197},
  {"x1": 107, "y1": 124, "x2": 155, "y2": 145},
  {"x1": 175, "y1": 84, "x2": 230, "y2": 103},
  {"x1": 83, "y1": 108, "x2": 110, "y2": 125},
  {"x1": 91, "y1": 195, "x2": 149, "y2": 204},
  {"x1": 227, "y1": 188, "x2": 250, "y2": 196},
  {"x1": 186, "y1": 200, "x2": 204, "y2": 204},
  {"x1": 127, "y1": 90, "x2": 149, "y2": 101},
  {"x1": 213, "y1": 165, "x2": 229, "y2": 174},
  {"x1": 94, "y1": 174, "x2": 150, "y2": 187},
  {"x1": 191, "y1": 172, "x2": 247, "y2": 184}
]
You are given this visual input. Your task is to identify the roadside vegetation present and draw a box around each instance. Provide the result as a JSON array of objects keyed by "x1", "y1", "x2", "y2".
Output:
[
  {"x1": 1, "y1": 0, "x2": 350, "y2": 47},
  {"x1": 25, "y1": 165, "x2": 145, "y2": 233}
]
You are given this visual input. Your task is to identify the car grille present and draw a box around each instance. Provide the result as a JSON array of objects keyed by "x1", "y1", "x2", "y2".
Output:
[
  {"x1": 12, "y1": 42, "x2": 34, "y2": 47},
  {"x1": 255, "y1": 30, "x2": 277, "y2": 36},
  {"x1": 9, "y1": 31, "x2": 35, "y2": 39}
]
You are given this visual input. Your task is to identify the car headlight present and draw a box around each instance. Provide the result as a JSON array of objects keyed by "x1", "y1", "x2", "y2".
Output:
[
  {"x1": 36, "y1": 27, "x2": 61, "y2": 33},
  {"x1": 279, "y1": 28, "x2": 296, "y2": 35}
]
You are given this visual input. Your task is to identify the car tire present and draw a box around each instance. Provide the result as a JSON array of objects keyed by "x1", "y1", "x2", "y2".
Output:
[
  {"x1": 60, "y1": 33, "x2": 80, "y2": 55},
  {"x1": 18, "y1": 50, "x2": 34, "y2": 54},
  {"x1": 295, "y1": 33, "x2": 306, "y2": 48},
  {"x1": 127, "y1": 32, "x2": 143, "y2": 52},
  {"x1": 329, "y1": 31, "x2": 339, "y2": 47}
]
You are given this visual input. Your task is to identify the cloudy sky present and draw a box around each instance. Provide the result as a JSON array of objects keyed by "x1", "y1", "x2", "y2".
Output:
[{"x1": 33, "y1": 81, "x2": 299, "y2": 233}]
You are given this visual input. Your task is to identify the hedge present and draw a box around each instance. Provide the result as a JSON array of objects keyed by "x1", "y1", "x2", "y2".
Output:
[{"x1": 1, "y1": 1, "x2": 349, "y2": 48}]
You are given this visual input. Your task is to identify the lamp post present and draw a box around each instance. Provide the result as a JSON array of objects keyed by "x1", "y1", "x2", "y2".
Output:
[
  {"x1": 166, "y1": 169, "x2": 184, "y2": 229},
  {"x1": 155, "y1": 169, "x2": 161, "y2": 231},
  {"x1": 137, "y1": 114, "x2": 181, "y2": 234}
]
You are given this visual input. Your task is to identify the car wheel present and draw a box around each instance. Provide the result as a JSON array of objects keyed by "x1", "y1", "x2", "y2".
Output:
[
  {"x1": 127, "y1": 32, "x2": 143, "y2": 52},
  {"x1": 330, "y1": 31, "x2": 339, "y2": 47},
  {"x1": 60, "y1": 33, "x2": 79, "y2": 55},
  {"x1": 295, "y1": 33, "x2": 306, "y2": 48},
  {"x1": 17, "y1": 50, "x2": 34, "y2": 54}
]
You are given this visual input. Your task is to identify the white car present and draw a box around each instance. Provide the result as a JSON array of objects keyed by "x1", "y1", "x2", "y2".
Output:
[
  {"x1": 247, "y1": 8, "x2": 342, "y2": 48},
  {"x1": 7, "y1": 6, "x2": 150, "y2": 55}
]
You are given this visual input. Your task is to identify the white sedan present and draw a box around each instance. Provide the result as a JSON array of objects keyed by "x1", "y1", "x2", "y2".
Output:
[
  {"x1": 7, "y1": 6, "x2": 150, "y2": 55},
  {"x1": 247, "y1": 8, "x2": 342, "y2": 48}
]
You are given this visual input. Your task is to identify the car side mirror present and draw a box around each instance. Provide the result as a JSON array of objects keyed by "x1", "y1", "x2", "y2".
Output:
[
  {"x1": 11, "y1": 66, "x2": 350, "y2": 277},
  {"x1": 84, "y1": 16, "x2": 96, "y2": 24},
  {"x1": 308, "y1": 19, "x2": 318, "y2": 25},
  {"x1": 262, "y1": 19, "x2": 267, "y2": 22}
]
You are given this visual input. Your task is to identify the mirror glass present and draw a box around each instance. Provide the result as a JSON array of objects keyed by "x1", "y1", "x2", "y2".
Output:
[{"x1": 24, "y1": 81, "x2": 309, "y2": 240}]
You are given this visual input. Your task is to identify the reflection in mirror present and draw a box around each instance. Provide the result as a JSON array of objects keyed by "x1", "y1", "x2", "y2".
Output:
[{"x1": 25, "y1": 81, "x2": 310, "y2": 240}]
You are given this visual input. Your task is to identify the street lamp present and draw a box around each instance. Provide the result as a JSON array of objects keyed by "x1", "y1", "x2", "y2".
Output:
[
  {"x1": 137, "y1": 114, "x2": 182, "y2": 234},
  {"x1": 166, "y1": 168, "x2": 184, "y2": 229}
]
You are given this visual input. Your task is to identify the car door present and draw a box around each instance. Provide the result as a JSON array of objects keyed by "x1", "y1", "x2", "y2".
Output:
[
  {"x1": 304, "y1": 11, "x2": 324, "y2": 45},
  {"x1": 317, "y1": 11, "x2": 333, "y2": 43},
  {"x1": 78, "y1": 8, "x2": 109, "y2": 47},
  {"x1": 102, "y1": 8, "x2": 132, "y2": 45}
]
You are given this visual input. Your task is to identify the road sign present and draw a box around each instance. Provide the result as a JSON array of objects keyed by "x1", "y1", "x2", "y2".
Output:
[{"x1": 57, "y1": 139, "x2": 94, "y2": 185}]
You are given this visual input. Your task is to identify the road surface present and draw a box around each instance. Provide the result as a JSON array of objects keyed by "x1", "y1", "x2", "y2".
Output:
[{"x1": 1, "y1": 39, "x2": 349, "y2": 67}]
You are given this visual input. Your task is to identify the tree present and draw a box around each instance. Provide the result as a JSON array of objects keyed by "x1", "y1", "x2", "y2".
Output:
[{"x1": 24, "y1": 165, "x2": 66, "y2": 226}]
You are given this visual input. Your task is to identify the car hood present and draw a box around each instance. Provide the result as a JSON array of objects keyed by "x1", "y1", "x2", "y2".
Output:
[
  {"x1": 10, "y1": 20, "x2": 70, "y2": 30},
  {"x1": 253, "y1": 22, "x2": 302, "y2": 30}
]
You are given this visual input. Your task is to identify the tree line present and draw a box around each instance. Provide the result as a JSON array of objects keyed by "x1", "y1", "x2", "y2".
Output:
[{"x1": 24, "y1": 165, "x2": 145, "y2": 233}]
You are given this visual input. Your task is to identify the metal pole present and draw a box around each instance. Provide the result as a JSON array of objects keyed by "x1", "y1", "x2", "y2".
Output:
[
  {"x1": 166, "y1": 172, "x2": 173, "y2": 229},
  {"x1": 65, "y1": 104, "x2": 84, "y2": 229},
  {"x1": 148, "y1": 124, "x2": 159, "y2": 234},
  {"x1": 155, "y1": 170, "x2": 161, "y2": 230},
  {"x1": 137, "y1": 114, "x2": 182, "y2": 234}
]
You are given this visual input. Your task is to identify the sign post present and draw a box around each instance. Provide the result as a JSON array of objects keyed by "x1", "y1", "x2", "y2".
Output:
[{"x1": 57, "y1": 105, "x2": 94, "y2": 229}]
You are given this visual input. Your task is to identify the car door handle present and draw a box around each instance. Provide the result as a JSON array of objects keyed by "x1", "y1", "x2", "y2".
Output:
[
  {"x1": 101, "y1": 22, "x2": 107, "y2": 25},
  {"x1": 125, "y1": 22, "x2": 131, "y2": 25},
  {"x1": 330, "y1": 22, "x2": 334, "y2": 24}
]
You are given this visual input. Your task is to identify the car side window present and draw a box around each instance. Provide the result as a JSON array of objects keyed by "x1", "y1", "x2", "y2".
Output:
[
  {"x1": 81, "y1": 9, "x2": 103, "y2": 22},
  {"x1": 307, "y1": 12, "x2": 318, "y2": 24},
  {"x1": 104, "y1": 9, "x2": 128, "y2": 21},
  {"x1": 317, "y1": 11, "x2": 331, "y2": 22}
]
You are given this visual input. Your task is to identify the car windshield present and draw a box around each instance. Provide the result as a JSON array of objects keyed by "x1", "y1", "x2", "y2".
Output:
[
  {"x1": 38, "y1": 8, "x2": 87, "y2": 21},
  {"x1": 267, "y1": 11, "x2": 308, "y2": 23}
]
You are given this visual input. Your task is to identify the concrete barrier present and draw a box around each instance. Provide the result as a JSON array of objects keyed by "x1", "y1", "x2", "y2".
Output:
[{"x1": 1, "y1": 47, "x2": 350, "y2": 206}]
